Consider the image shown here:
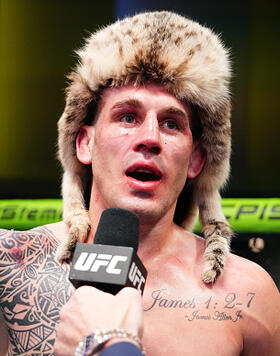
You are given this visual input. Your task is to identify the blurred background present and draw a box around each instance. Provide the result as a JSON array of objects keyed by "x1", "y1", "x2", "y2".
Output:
[{"x1": 0, "y1": 0, "x2": 279, "y2": 287}]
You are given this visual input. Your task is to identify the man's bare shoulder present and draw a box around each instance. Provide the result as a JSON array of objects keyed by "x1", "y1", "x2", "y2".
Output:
[
  {"x1": 0, "y1": 222, "x2": 74, "y2": 355},
  {"x1": 0, "y1": 222, "x2": 68, "y2": 280},
  {"x1": 224, "y1": 251, "x2": 279, "y2": 293},
  {"x1": 172, "y1": 231, "x2": 280, "y2": 354},
  {"x1": 189, "y1": 233, "x2": 280, "y2": 319},
  {"x1": 0, "y1": 222, "x2": 67, "y2": 255},
  {"x1": 0, "y1": 221, "x2": 67, "y2": 241},
  {"x1": 223, "y1": 252, "x2": 280, "y2": 354},
  {"x1": 190, "y1": 231, "x2": 278, "y2": 293},
  {"x1": 44, "y1": 221, "x2": 69, "y2": 241}
]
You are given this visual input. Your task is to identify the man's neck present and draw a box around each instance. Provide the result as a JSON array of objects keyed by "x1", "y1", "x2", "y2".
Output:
[
  {"x1": 137, "y1": 214, "x2": 177, "y2": 259},
  {"x1": 85, "y1": 202, "x2": 178, "y2": 259}
]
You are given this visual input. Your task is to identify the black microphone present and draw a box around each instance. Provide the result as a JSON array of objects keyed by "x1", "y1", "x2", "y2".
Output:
[{"x1": 69, "y1": 208, "x2": 147, "y2": 295}]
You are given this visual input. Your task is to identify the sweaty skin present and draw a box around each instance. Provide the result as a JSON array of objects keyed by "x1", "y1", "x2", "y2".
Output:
[{"x1": 0, "y1": 85, "x2": 279, "y2": 355}]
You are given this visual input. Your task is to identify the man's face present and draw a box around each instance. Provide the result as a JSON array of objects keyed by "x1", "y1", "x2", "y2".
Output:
[{"x1": 79, "y1": 83, "x2": 203, "y2": 223}]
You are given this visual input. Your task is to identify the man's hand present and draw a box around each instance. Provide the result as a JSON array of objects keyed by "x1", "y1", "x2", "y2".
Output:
[{"x1": 54, "y1": 286, "x2": 143, "y2": 356}]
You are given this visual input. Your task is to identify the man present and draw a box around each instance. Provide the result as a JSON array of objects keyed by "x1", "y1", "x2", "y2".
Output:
[{"x1": 0, "y1": 11, "x2": 279, "y2": 356}]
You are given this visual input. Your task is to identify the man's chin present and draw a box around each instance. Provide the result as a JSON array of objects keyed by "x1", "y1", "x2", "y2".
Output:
[
  {"x1": 117, "y1": 202, "x2": 170, "y2": 224},
  {"x1": 104, "y1": 194, "x2": 175, "y2": 224}
]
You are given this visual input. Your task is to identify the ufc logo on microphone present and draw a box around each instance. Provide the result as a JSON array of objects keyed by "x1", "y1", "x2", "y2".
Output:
[
  {"x1": 74, "y1": 252, "x2": 128, "y2": 274},
  {"x1": 128, "y1": 262, "x2": 146, "y2": 292}
]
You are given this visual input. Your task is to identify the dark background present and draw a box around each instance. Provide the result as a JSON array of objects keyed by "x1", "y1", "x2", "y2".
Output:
[{"x1": 0, "y1": 0, "x2": 279, "y2": 287}]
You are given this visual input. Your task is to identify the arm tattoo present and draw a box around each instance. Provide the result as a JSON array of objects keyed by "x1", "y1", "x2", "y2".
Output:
[{"x1": 0, "y1": 227, "x2": 74, "y2": 355}]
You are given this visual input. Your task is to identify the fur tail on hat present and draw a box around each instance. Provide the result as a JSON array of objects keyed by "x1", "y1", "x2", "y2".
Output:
[
  {"x1": 199, "y1": 191, "x2": 232, "y2": 283},
  {"x1": 56, "y1": 171, "x2": 90, "y2": 261},
  {"x1": 181, "y1": 189, "x2": 232, "y2": 283}
]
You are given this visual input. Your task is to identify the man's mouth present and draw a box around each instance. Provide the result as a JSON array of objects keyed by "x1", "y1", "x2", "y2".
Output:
[{"x1": 125, "y1": 166, "x2": 162, "y2": 182}]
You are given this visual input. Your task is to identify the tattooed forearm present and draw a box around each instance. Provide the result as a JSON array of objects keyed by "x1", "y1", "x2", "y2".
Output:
[
  {"x1": 0, "y1": 227, "x2": 74, "y2": 355},
  {"x1": 145, "y1": 288, "x2": 256, "y2": 323}
]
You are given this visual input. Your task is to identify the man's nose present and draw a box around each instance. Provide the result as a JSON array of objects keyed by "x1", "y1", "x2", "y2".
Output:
[{"x1": 133, "y1": 114, "x2": 162, "y2": 154}]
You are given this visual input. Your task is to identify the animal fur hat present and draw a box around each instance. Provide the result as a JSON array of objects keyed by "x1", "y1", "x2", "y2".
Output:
[{"x1": 57, "y1": 11, "x2": 232, "y2": 283}]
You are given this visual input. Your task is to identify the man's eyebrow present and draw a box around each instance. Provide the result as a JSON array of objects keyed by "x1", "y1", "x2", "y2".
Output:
[
  {"x1": 163, "y1": 106, "x2": 188, "y2": 119},
  {"x1": 111, "y1": 99, "x2": 143, "y2": 110},
  {"x1": 110, "y1": 100, "x2": 188, "y2": 119}
]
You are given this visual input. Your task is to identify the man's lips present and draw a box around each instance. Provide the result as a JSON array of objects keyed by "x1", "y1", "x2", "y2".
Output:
[{"x1": 125, "y1": 163, "x2": 163, "y2": 183}]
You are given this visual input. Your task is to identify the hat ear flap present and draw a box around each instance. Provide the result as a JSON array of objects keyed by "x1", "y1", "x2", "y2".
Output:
[
  {"x1": 56, "y1": 73, "x2": 93, "y2": 262},
  {"x1": 56, "y1": 170, "x2": 91, "y2": 262},
  {"x1": 197, "y1": 190, "x2": 232, "y2": 283},
  {"x1": 194, "y1": 103, "x2": 232, "y2": 283},
  {"x1": 181, "y1": 184, "x2": 232, "y2": 284},
  {"x1": 192, "y1": 156, "x2": 232, "y2": 283},
  {"x1": 57, "y1": 72, "x2": 93, "y2": 173}
]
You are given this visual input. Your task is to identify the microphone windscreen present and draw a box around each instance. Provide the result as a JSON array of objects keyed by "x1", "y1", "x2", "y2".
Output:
[{"x1": 94, "y1": 208, "x2": 139, "y2": 251}]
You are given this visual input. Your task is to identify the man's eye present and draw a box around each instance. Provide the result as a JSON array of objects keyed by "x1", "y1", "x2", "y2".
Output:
[
  {"x1": 163, "y1": 120, "x2": 178, "y2": 130},
  {"x1": 121, "y1": 114, "x2": 135, "y2": 124}
]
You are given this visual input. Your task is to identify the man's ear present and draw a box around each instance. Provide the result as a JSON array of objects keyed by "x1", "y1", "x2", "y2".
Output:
[
  {"x1": 187, "y1": 141, "x2": 206, "y2": 179},
  {"x1": 76, "y1": 125, "x2": 94, "y2": 165}
]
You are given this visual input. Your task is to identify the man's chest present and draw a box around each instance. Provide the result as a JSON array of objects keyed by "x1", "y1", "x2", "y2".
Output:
[{"x1": 141, "y1": 286, "x2": 245, "y2": 356}]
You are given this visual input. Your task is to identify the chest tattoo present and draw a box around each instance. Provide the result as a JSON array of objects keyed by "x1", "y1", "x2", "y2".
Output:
[{"x1": 145, "y1": 288, "x2": 256, "y2": 324}]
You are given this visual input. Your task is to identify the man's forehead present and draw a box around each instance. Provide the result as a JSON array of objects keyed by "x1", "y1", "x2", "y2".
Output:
[{"x1": 98, "y1": 83, "x2": 191, "y2": 115}]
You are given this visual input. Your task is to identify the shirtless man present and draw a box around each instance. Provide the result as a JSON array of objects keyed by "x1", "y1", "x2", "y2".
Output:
[{"x1": 0, "y1": 11, "x2": 279, "y2": 356}]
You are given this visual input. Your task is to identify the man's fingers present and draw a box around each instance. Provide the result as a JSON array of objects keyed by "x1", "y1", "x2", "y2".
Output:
[
  {"x1": 116, "y1": 287, "x2": 143, "y2": 313},
  {"x1": 75, "y1": 285, "x2": 114, "y2": 304},
  {"x1": 116, "y1": 287, "x2": 144, "y2": 337},
  {"x1": 117, "y1": 287, "x2": 142, "y2": 299}
]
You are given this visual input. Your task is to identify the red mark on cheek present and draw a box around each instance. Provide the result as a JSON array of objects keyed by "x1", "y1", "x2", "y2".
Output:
[{"x1": 94, "y1": 194, "x2": 99, "y2": 203}]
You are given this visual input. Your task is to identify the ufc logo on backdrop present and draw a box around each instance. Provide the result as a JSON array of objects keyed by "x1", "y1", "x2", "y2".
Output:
[{"x1": 74, "y1": 252, "x2": 128, "y2": 274}]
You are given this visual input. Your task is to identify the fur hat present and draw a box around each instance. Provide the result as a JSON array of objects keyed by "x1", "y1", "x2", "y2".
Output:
[{"x1": 57, "y1": 11, "x2": 232, "y2": 283}]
